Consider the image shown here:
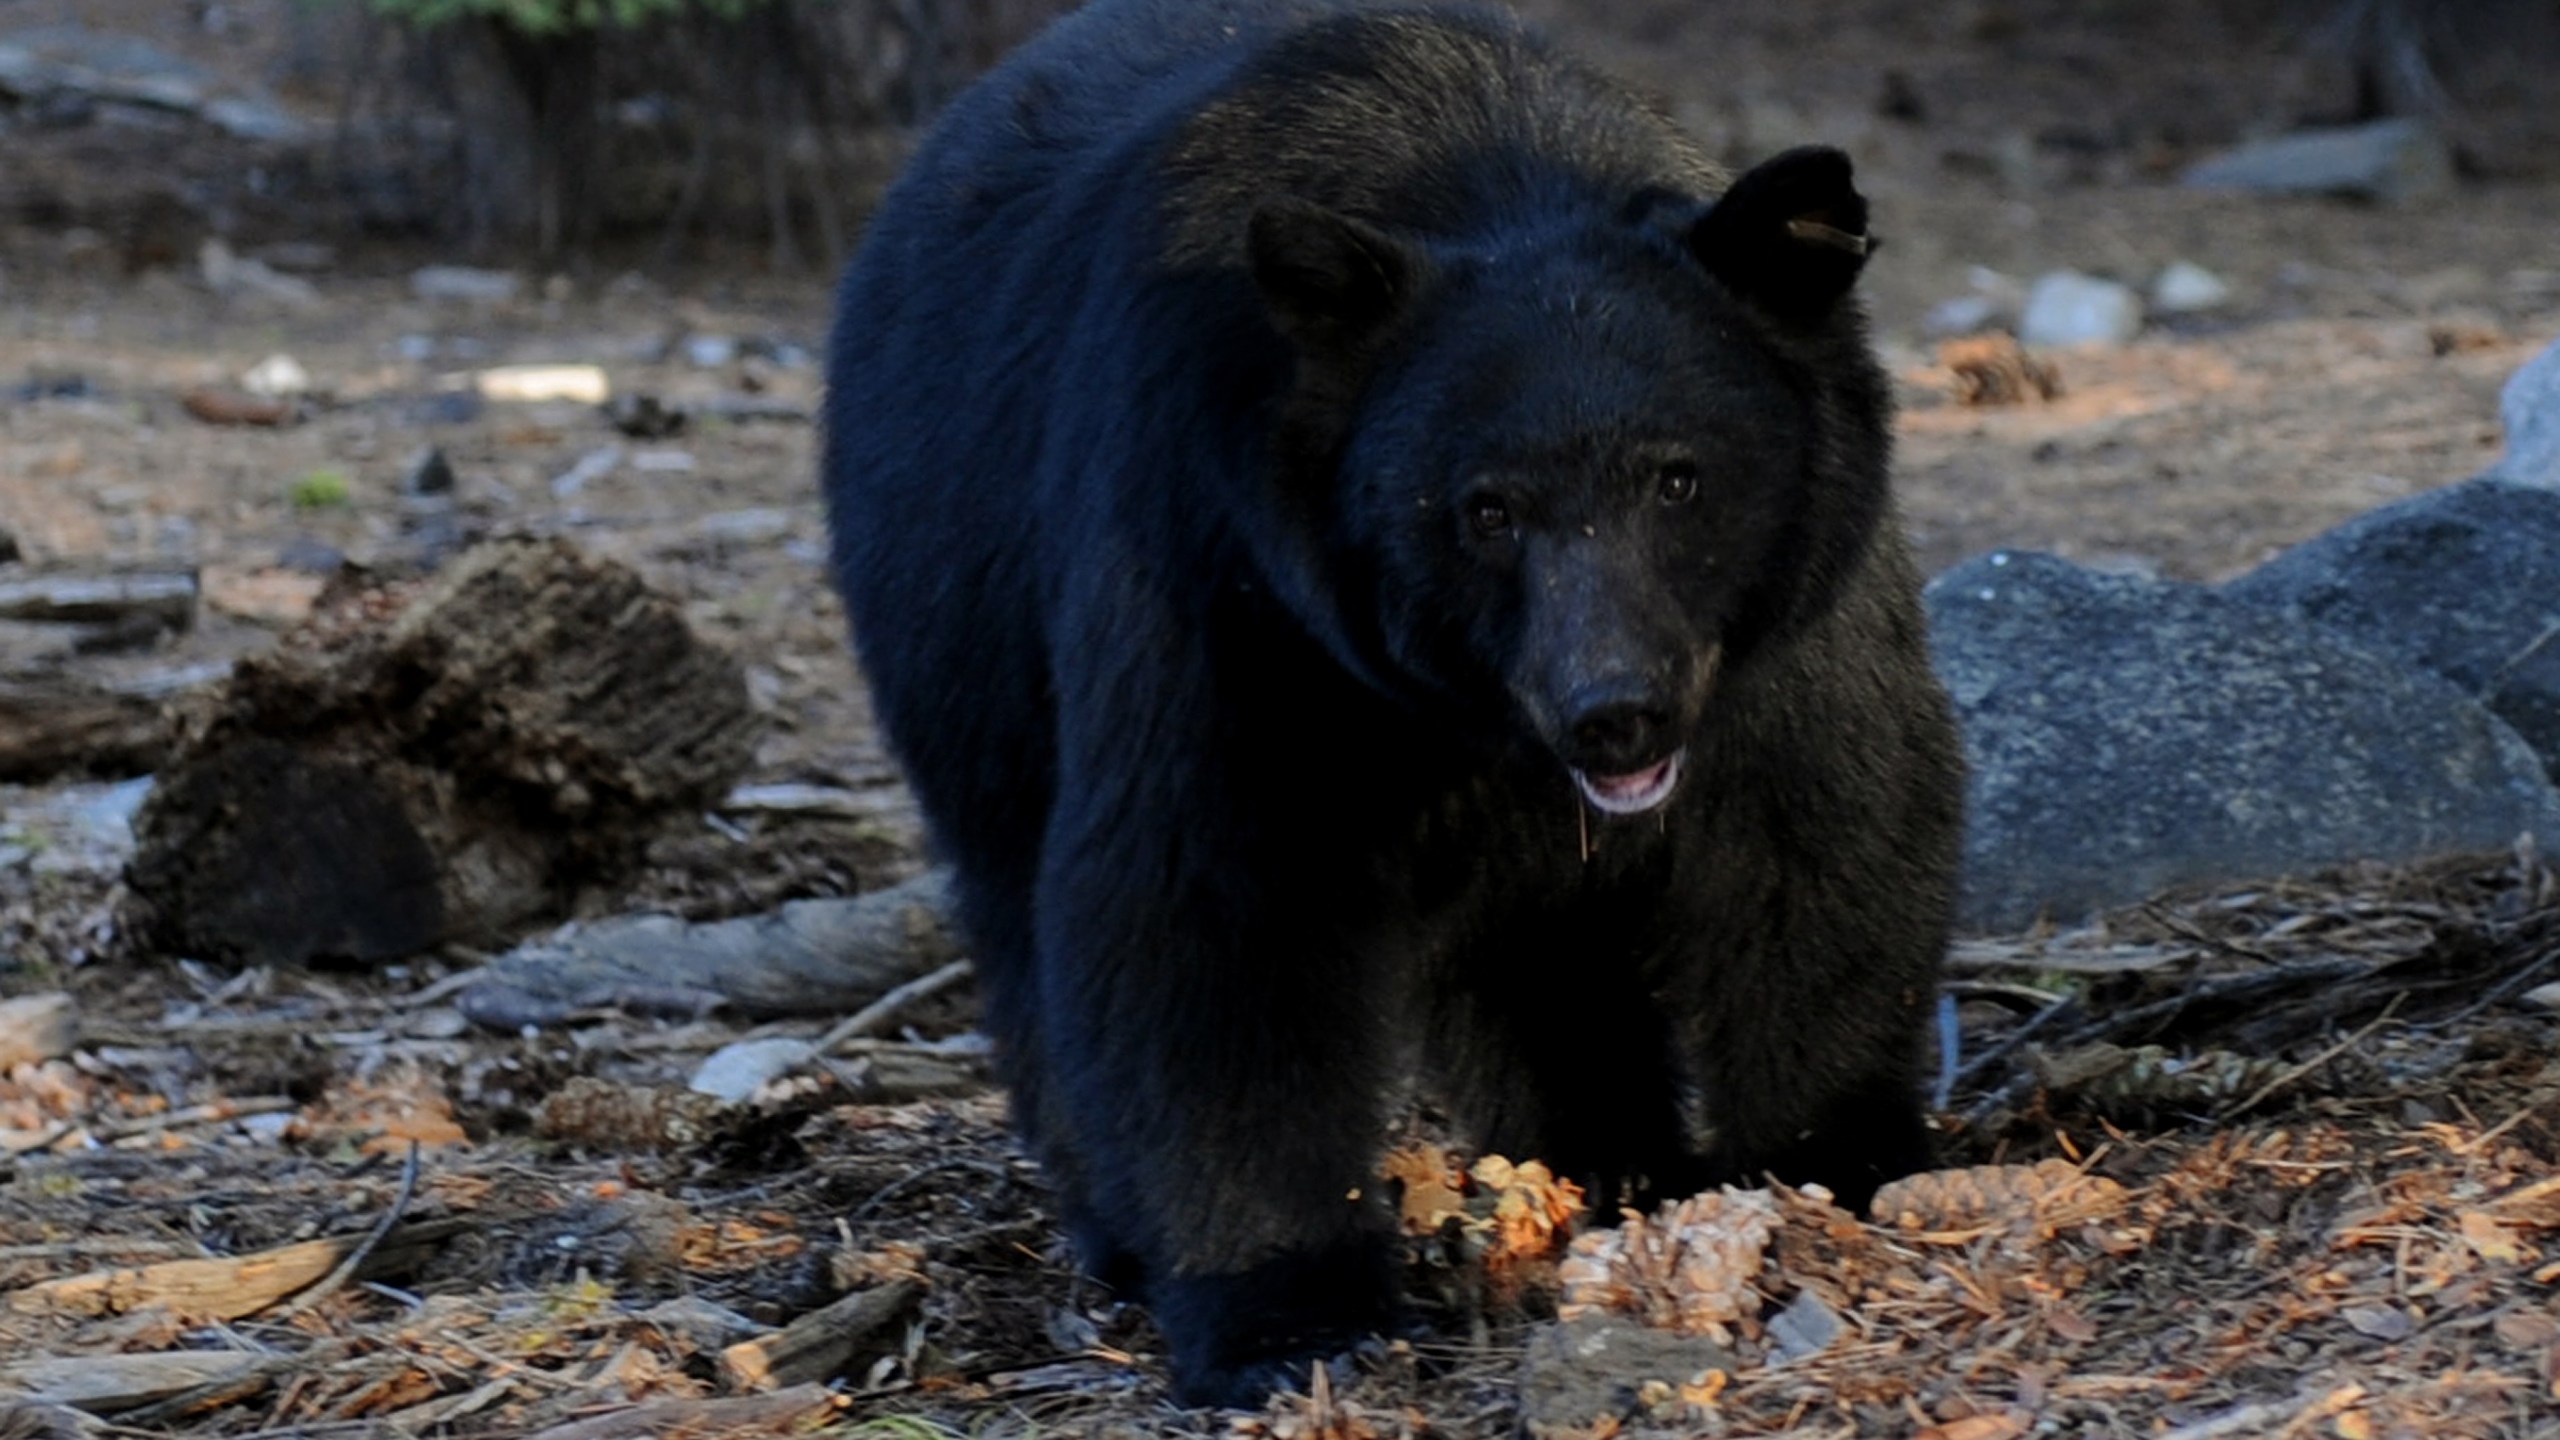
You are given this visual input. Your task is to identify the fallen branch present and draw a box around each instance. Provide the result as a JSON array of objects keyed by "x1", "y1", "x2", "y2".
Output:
[
  {"x1": 0, "y1": 569, "x2": 196, "y2": 629},
  {"x1": 0, "y1": 1352, "x2": 270, "y2": 1415},
  {"x1": 273, "y1": 1141, "x2": 423, "y2": 1322},
  {"x1": 0, "y1": 673, "x2": 182, "y2": 779},
  {"x1": 721, "y1": 1281, "x2": 923, "y2": 1390},
  {"x1": 457, "y1": 868, "x2": 960, "y2": 1028},
  {"x1": 8, "y1": 1220, "x2": 464, "y2": 1321},
  {"x1": 522, "y1": 1384, "x2": 840, "y2": 1440},
  {"x1": 815, "y1": 957, "x2": 973, "y2": 1053}
]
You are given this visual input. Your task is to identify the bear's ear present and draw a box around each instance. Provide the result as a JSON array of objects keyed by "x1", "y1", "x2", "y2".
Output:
[
  {"x1": 1686, "y1": 146, "x2": 1873, "y2": 320},
  {"x1": 1248, "y1": 197, "x2": 1424, "y2": 349}
]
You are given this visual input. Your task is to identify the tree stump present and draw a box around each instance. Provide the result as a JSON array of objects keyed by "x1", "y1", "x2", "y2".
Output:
[{"x1": 126, "y1": 538, "x2": 764, "y2": 966}]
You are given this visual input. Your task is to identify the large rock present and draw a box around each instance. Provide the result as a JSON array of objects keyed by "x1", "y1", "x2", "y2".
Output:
[
  {"x1": 0, "y1": 25, "x2": 308, "y2": 143},
  {"x1": 2180, "y1": 118, "x2": 2453, "y2": 205},
  {"x1": 1927, "y1": 551, "x2": 2560, "y2": 932},
  {"x1": 2223, "y1": 478, "x2": 2560, "y2": 779},
  {"x1": 2496, "y1": 334, "x2": 2560, "y2": 489}
]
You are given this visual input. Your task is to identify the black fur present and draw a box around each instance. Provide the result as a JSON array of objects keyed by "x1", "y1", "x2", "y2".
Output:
[{"x1": 823, "y1": 0, "x2": 1963, "y2": 1408}]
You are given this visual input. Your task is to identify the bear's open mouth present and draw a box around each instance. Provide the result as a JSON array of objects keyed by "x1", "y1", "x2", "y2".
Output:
[{"x1": 1572, "y1": 749, "x2": 1685, "y2": 816}]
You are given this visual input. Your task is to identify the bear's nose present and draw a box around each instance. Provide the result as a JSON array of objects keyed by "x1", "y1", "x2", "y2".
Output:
[{"x1": 1564, "y1": 685, "x2": 1673, "y2": 771}]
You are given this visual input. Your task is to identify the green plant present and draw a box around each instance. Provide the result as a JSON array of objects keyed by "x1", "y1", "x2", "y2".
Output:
[{"x1": 290, "y1": 469, "x2": 353, "y2": 509}]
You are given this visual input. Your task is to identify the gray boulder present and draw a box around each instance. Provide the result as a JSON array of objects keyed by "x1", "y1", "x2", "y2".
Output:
[
  {"x1": 1928, "y1": 551, "x2": 2560, "y2": 932},
  {"x1": 2223, "y1": 478, "x2": 2560, "y2": 779},
  {"x1": 2495, "y1": 334, "x2": 2560, "y2": 489},
  {"x1": 2180, "y1": 118, "x2": 2453, "y2": 205}
]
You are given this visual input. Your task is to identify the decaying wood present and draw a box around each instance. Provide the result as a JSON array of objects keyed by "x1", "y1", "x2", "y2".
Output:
[
  {"x1": 521, "y1": 1385, "x2": 840, "y2": 1440},
  {"x1": 457, "y1": 868, "x2": 958, "y2": 1027},
  {"x1": 0, "y1": 674, "x2": 188, "y2": 780},
  {"x1": 6, "y1": 1221, "x2": 465, "y2": 1322},
  {"x1": 0, "y1": 1352, "x2": 268, "y2": 1414},
  {"x1": 0, "y1": 993, "x2": 75, "y2": 1070},
  {"x1": 124, "y1": 537, "x2": 763, "y2": 966},
  {"x1": 720, "y1": 1281, "x2": 922, "y2": 1390},
  {"x1": 0, "y1": 569, "x2": 196, "y2": 630}
]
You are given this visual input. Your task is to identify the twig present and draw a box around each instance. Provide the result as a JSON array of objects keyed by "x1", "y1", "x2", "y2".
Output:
[
  {"x1": 814, "y1": 957, "x2": 974, "y2": 1054},
  {"x1": 1946, "y1": 990, "x2": 2081, "y2": 1099},
  {"x1": 2052, "y1": 957, "x2": 2375, "y2": 1049},
  {"x1": 1956, "y1": 1072, "x2": 2039, "y2": 1128},
  {"x1": 2140, "y1": 902, "x2": 2281, "y2": 964},
  {"x1": 2158, "y1": 1399, "x2": 2293, "y2": 1440},
  {"x1": 88, "y1": 1096, "x2": 298, "y2": 1144},
  {"x1": 117, "y1": 1351, "x2": 324, "y2": 1427},
  {"x1": 2419, "y1": 943, "x2": 2560, "y2": 1031},
  {"x1": 271, "y1": 1141, "x2": 422, "y2": 1323},
  {"x1": 2224, "y1": 997, "x2": 2402, "y2": 1119},
  {"x1": 847, "y1": 1156, "x2": 1018, "y2": 1227}
]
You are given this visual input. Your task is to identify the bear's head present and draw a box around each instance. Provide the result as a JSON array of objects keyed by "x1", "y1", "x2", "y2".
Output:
[{"x1": 1249, "y1": 147, "x2": 1893, "y2": 814}]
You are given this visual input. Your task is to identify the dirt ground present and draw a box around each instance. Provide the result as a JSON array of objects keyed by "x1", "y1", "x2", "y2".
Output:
[{"x1": 3, "y1": 1, "x2": 2559, "y2": 1437}]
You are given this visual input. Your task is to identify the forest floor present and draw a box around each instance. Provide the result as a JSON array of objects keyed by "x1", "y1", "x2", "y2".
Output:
[{"x1": 2, "y1": 0, "x2": 2559, "y2": 1436}]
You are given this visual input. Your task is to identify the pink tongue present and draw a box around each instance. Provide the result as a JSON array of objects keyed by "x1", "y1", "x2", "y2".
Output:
[
  {"x1": 1591, "y1": 760, "x2": 1670, "y2": 798},
  {"x1": 1575, "y1": 752, "x2": 1683, "y2": 816}
]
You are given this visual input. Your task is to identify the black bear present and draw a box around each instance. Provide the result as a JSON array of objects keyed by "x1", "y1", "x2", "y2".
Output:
[{"x1": 823, "y1": 0, "x2": 1964, "y2": 1407}]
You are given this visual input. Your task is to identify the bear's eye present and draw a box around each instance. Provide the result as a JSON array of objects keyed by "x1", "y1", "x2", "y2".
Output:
[
  {"x1": 1466, "y1": 493, "x2": 1515, "y2": 538},
  {"x1": 1657, "y1": 462, "x2": 1700, "y2": 506}
]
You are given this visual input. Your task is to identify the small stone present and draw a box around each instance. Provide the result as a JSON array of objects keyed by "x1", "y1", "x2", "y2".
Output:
[
  {"x1": 478, "y1": 363, "x2": 609, "y2": 405},
  {"x1": 683, "y1": 334, "x2": 738, "y2": 368},
  {"x1": 551, "y1": 445, "x2": 624, "y2": 499},
  {"x1": 240, "y1": 352, "x2": 311, "y2": 397},
  {"x1": 1922, "y1": 294, "x2": 2004, "y2": 339},
  {"x1": 691, "y1": 508, "x2": 796, "y2": 546},
  {"x1": 254, "y1": 241, "x2": 336, "y2": 273},
  {"x1": 13, "y1": 371, "x2": 94, "y2": 402},
  {"x1": 690, "y1": 1037, "x2": 815, "y2": 1103},
  {"x1": 408, "y1": 390, "x2": 484, "y2": 427},
  {"x1": 198, "y1": 238, "x2": 321, "y2": 309},
  {"x1": 401, "y1": 446, "x2": 457, "y2": 496},
  {"x1": 2340, "y1": 1304, "x2": 2414, "y2": 1341},
  {"x1": 2019, "y1": 271, "x2": 2143, "y2": 347},
  {"x1": 1764, "y1": 1289, "x2": 1844, "y2": 1362},
  {"x1": 411, "y1": 264, "x2": 522, "y2": 304},
  {"x1": 607, "y1": 392, "x2": 687, "y2": 439},
  {"x1": 275, "y1": 536, "x2": 345, "y2": 575},
  {"x1": 2149, "y1": 261, "x2": 2232, "y2": 315}
]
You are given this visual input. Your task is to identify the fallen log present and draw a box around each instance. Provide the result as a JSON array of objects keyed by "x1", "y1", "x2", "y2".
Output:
[
  {"x1": 0, "y1": 671, "x2": 195, "y2": 779},
  {"x1": 456, "y1": 869, "x2": 959, "y2": 1027},
  {"x1": 0, "y1": 1352, "x2": 269, "y2": 1414},
  {"x1": 0, "y1": 568, "x2": 196, "y2": 630},
  {"x1": 125, "y1": 538, "x2": 763, "y2": 967},
  {"x1": 721, "y1": 1281, "x2": 923, "y2": 1390}
]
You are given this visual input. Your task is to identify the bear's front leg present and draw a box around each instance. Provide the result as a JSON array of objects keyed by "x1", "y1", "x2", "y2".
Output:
[{"x1": 1031, "y1": 805, "x2": 1405, "y2": 1408}]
